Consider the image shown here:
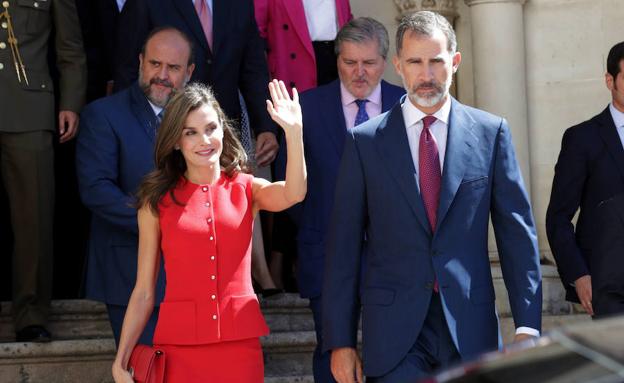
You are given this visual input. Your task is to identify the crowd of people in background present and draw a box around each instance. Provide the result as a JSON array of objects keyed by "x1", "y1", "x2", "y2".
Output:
[{"x1": 1, "y1": 0, "x2": 624, "y2": 382}]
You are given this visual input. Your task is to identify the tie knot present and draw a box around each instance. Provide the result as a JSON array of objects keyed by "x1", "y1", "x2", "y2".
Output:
[
  {"x1": 156, "y1": 110, "x2": 164, "y2": 123},
  {"x1": 355, "y1": 99, "x2": 368, "y2": 109},
  {"x1": 422, "y1": 115, "x2": 437, "y2": 129}
]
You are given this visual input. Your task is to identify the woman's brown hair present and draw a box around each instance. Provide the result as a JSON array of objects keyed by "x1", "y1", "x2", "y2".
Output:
[{"x1": 136, "y1": 83, "x2": 248, "y2": 212}]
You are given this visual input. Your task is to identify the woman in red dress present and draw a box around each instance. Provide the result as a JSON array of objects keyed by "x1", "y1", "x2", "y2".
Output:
[{"x1": 111, "y1": 79, "x2": 306, "y2": 382}]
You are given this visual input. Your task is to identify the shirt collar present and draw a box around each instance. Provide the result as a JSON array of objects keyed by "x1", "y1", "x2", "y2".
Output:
[
  {"x1": 609, "y1": 102, "x2": 624, "y2": 129},
  {"x1": 402, "y1": 95, "x2": 452, "y2": 128},
  {"x1": 340, "y1": 82, "x2": 382, "y2": 107},
  {"x1": 147, "y1": 99, "x2": 163, "y2": 118}
]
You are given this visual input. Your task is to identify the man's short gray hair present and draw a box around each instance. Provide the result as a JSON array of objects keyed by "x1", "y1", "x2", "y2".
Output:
[
  {"x1": 396, "y1": 11, "x2": 456, "y2": 55},
  {"x1": 335, "y1": 17, "x2": 390, "y2": 59}
]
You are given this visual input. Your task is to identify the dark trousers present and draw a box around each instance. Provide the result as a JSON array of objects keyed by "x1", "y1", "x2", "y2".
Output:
[
  {"x1": 1, "y1": 131, "x2": 54, "y2": 331},
  {"x1": 106, "y1": 304, "x2": 160, "y2": 347},
  {"x1": 368, "y1": 293, "x2": 461, "y2": 383},
  {"x1": 309, "y1": 296, "x2": 337, "y2": 383}
]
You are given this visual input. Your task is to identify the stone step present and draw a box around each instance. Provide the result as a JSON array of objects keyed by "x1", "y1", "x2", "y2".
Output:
[
  {"x1": 0, "y1": 294, "x2": 314, "y2": 342},
  {"x1": 0, "y1": 331, "x2": 316, "y2": 382},
  {"x1": 0, "y1": 312, "x2": 588, "y2": 383}
]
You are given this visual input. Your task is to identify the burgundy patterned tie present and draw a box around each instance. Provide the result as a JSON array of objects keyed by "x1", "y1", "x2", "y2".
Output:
[{"x1": 419, "y1": 115, "x2": 441, "y2": 293}]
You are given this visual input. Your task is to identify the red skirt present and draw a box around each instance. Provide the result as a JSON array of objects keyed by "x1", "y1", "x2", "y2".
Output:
[{"x1": 156, "y1": 337, "x2": 264, "y2": 382}]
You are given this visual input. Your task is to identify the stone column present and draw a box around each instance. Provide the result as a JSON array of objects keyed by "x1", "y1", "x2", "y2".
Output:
[{"x1": 464, "y1": 0, "x2": 532, "y2": 191}]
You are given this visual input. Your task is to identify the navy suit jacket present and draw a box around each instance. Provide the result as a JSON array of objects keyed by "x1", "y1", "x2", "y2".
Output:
[
  {"x1": 113, "y1": 0, "x2": 275, "y2": 136},
  {"x1": 76, "y1": 83, "x2": 165, "y2": 306},
  {"x1": 546, "y1": 107, "x2": 624, "y2": 303},
  {"x1": 322, "y1": 98, "x2": 542, "y2": 376},
  {"x1": 277, "y1": 79, "x2": 404, "y2": 298},
  {"x1": 592, "y1": 193, "x2": 624, "y2": 318}
]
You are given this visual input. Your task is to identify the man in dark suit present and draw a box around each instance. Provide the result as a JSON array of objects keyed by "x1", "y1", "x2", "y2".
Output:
[
  {"x1": 113, "y1": 0, "x2": 278, "y2": 167},
  {"x1": 323, "y1": 12, "x2": 542, "y2": 382},
  {"x1": 75, "y1": 0, "x2": 124, "y2": 100},
  {"x1": 76, "y1": 27, "x2": 195, "y2": 345},
  {"x1": 546, "y1": 41, "x2": 624, "y2": 318},
  {"x1": 592, "y1": 194, "x2": 624, "y2": 318},
  {"x1": 0, "y1": 0, "x2": 86, "y2": 342},
  {"x1": 276, "y1": 18, "x2": 404, "y2": 383}
]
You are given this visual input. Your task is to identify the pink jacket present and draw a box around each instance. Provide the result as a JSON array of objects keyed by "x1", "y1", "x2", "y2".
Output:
[{"x1": 255, "y1": 0, "x2": 352, "y2": 93}]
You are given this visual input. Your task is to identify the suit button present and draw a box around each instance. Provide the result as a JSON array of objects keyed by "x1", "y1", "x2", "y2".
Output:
[
  {"x1": 206, "y1": 58, "x2": 212, "y2": 65},
  {"x1": 282, "y1": 24, "x2": 288, "y2": 30},
  {"x1": 2, "y1": 1, "x2": 8, "y2": 8},
  {"x1": 289, "y1": 81, "x2": 296, "y2": 88},
  {"x1": 202, "y1": 187, "x2": 208, "y2": 192},
  {"x1": 211, "y1": 294, "x2": 216, "y2": 300},
  {"x1": 1, "y1": 22, "x2": 7, "y2": 29},
  {"x1": 290, "y1": 53, "x2": 296, "y2": 59},
  {"x1": 0, "y1": 63, "x2": 4, "y2": 70},
  {"x1": 0, "y1": 42, "x2": 6, "y2": 49},
  {"x1": 210, "y1": 256, "x2": 215, "y2": 261},
  {"x1": 211, "y1": 275, "x2": 216, "y2": 280},
  {"x1": 205, "y1": 202, "x2": 211, "y2": 207},
  {"x1": 207, "y1": 217, "x2": 212, "y2": 223},
  {"x1": 425, "y1": 282, "x2": 434, "y2": 290},
  {"x1": 212, "y1": 314, "x2": 217, "y2": 320},
  {"x1": 33, "y1": 2, "x2": 39, "y2": 8}
]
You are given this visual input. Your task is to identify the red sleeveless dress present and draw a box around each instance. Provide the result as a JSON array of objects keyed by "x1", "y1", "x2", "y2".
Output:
[{"x1": 153, "y1": 172, "x2": 269, "y2": 382}]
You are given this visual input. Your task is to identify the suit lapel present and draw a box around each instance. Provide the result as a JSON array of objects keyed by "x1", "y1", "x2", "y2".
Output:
[
  {"x1": 596, "y1": 107, "x2": 624, "y2": 184},
  {"x1": 284, "y1": 0, "x2": 315, "y2": 59},
  {"x1": 435, "y1": 99, "x2": 475, "y2": 231},
  {"x1": 173, "y1": 0, "x2": 210, "y2": 53},
  {"x1": 321, "y1": 81, "x2": 347, "y2": 156},
  {"x1": 376, "y1": 102, "x2": 432, "y2": 234},
  {"x1": 380, "y1": 81, "x2": 401, "y2": 112},
  {"x1": 129, "y1": 83, "x2": 158, "y2": 143}
]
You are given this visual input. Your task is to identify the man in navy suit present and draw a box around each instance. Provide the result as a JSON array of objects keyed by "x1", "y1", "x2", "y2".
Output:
[
  {"x1": 76, "y1": 27, "x2": 195, "y2": 345},
  {"x1": 275, "y1": 17, "x2": 404, "y2": 383},
  {"x1": 113, "y1": 0, "x2": 278, "y2": 167},
  {"x1": 546, "y1": 42, "x2": 624, "y2": 318},
  {"x1": 323, "y1": 12, "x2": 542, "y2": 382}
]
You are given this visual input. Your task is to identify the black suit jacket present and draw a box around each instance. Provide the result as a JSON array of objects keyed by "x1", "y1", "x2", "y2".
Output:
[
  {"x1": 546, "y1": 106, "x2": 624, "y2": 302},
  {"x1": 592, "y1": 194, "x2": 624, "y2": 318},
  {"x1": 76, "y1": 0, "x2": 120, "y2": 100},
  {"x1": 113, "y1": 0, "x2": 275, "y2": 136}
]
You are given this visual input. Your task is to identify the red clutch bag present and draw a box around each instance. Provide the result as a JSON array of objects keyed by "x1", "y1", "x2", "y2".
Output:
[{"x1": 127, "y1": 344, "x2": 166, "y2": 383}]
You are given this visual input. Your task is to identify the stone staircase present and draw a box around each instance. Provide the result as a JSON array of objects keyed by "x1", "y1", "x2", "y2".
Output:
[
  {"x1": 0, "y1": 296, "x2": 316, "y2": 382},
  {"x1": 0, "y1": 265, "x2": 589, "y2": 382}
]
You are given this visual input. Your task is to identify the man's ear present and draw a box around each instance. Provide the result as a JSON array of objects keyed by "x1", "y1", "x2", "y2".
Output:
[
  {"x1": 452, "y1": 51, "x2": 462, "y2": 73},
  {"x1": 606, "y1": 72, "x2": 615, "y2": 91},
  {"x1": 392, "y1": 55, "x2": 401, "y2": 76}
]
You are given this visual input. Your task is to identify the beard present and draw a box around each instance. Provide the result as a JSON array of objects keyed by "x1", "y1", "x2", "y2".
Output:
[
  {"x1": 407, "y1": 76, "x2": 452, "y2": 109},
  {"x1": 138, "y1": 71, "x2": 177, "y2": 108}
]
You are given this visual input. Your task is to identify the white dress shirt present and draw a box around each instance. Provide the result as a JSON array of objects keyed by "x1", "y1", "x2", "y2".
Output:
[
  {"x1": 116, "y1": 0, "x2": 126, "y2": 12},
  {"x1": 402, "y1": 96, "x2": 450, "y2": 173},
  {"x1": 609, "y1": 103, "x2": 624, "y2": 149},
  {"x1": 401, "y1": 96, "x2": 540, "y2": 338},
  {"x1": 302, "y1": 0, "x2": 338, "y2": 41},
  {"x1": 147, "y1": 100, "x2": 163, "y2": 119}
]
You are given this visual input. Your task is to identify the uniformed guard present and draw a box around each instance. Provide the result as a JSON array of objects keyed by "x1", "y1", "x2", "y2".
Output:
[{"x1": 0, "y1": 0, "x2": 86, "y2": 342}]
